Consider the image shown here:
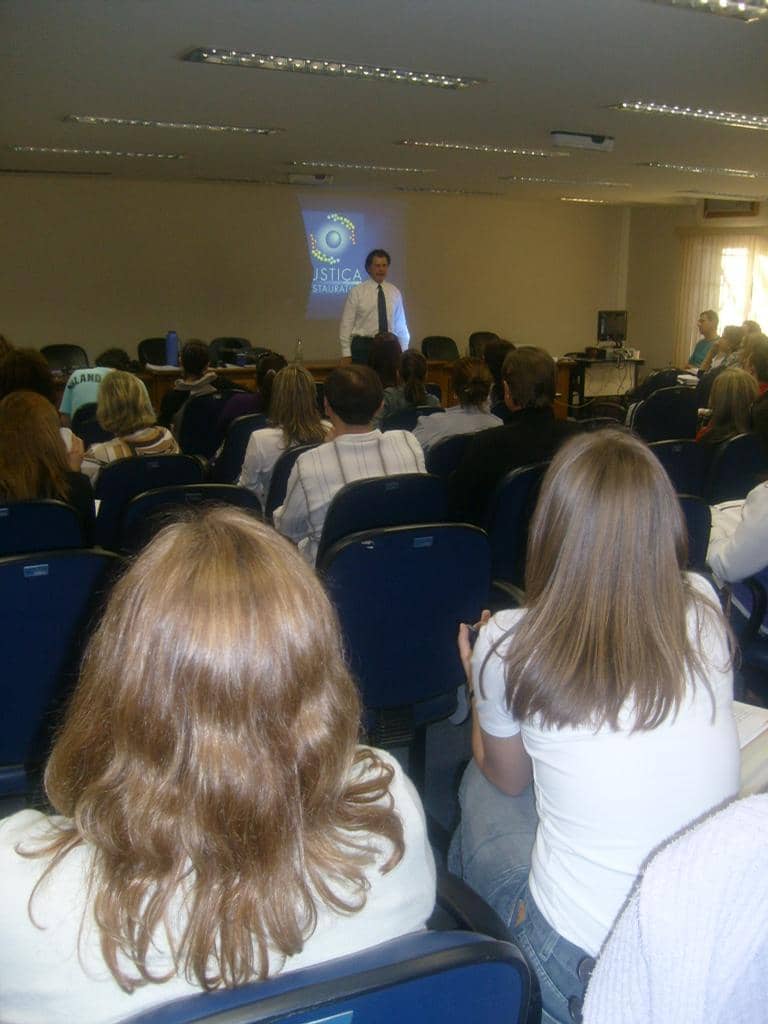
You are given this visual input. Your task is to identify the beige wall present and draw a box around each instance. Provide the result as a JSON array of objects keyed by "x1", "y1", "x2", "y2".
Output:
[{"x1": 2, "y1": 175, "x2": 630, "y2": 362}]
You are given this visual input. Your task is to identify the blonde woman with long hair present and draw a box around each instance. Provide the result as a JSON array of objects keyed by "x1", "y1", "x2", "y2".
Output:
[
  {"x1": 450, "y1": 429, "x2": 739, "y2": 1024},
  {"x1": 238, "y1": 364, "x2": 328, "y2": 505},
  {"x1": 0, "y1": 508, "x2": 434, "y2": 1022}
]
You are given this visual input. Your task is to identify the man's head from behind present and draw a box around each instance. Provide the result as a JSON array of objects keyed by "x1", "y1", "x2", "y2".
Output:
[
  {"x1": 181, "y1": 340, "x2": 210, "y2": 379},
  {"x1": 502, "y1": 346, "x2": 556, "y2": 411},
  {"x1": 324, "y1": 365, "x2": 383, "y2": 426}
]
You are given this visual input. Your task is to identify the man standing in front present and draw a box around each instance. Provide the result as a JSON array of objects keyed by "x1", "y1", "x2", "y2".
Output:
[
  {"x1": 686, "y1": 310, "x2": 720, "y2": 370},
  {"x1": 339, "y1": 249, "x2": 410, "y2": 360},
  {"x1": 274, "y1": 365, "x2": 425, "y2": 563}
]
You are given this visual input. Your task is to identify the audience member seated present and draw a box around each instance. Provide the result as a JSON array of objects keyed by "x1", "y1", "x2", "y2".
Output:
[
  {"x1": 275, "y1": 365, "x2": 426, "y2": 563},
  {"x1": 468, "y1": 330, "x2": 499, "y2": 360},
  {"x1": 743, "y1": 318, "x2": 762, "y2": 341},
  {"x1": 482, "y1": 337, "x2": 514, "y2": 407},
  {"x1": 686, "y1": 309, "x2": 719, "y2": 371},
  {"x1": 698, "y1": 324, "x2": 744, "y2": 374},
  {"x1": 217, "y1": 351, "x2": 288, "y2": 433},
  {"x1": 695, "y1": 367, "x2": 758, "y2": 445},
  {"x1": 583, "y1": 795, "x2": 768, "y2": 1024},
  {"x1": 81, "y1": 370, "x2": 178, "y2": 486},
  {"x1": 414, "y1": 357, "x2": 501, "y2": 453},
  {"x1": 449, "y1": 429, "x2": 739, "y2": 1024},
  {"x1": 448, "y1": 346, "x2": 578, "y2": 525},
  {"x1": 158, "y1": 340, "x2": 221, "y2": 430},
  {"x1": 58, "y1": 348, "x2": 132, "y2": 427},
  {"x1": 744, "y1": 333, "x2": 768, "y2": 396},
  {"x1": 0, "y1": 508, "x2": 435, "y2": 1023},
  {"x1": 0, "y1": 347, "x2": 58, "y2": 405},
  {"x1": 374, "y1": 348, "x2": 440, "y2": 426},
  {"x1": 238, "y1": 365, "x2": 328, "y2": 506},
  {"x1": 0, "y1": 390, "x2": 94, "y2": 535}
]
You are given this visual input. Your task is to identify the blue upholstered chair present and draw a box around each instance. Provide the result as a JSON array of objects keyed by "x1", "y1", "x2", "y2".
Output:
[
  {"x1": 264, "y1": 443, "x2": 321, "y2": 522},
  {"x1": 381, "y1": 406, "x2": 444, "y2": 433},
  {"x1": 0, "y1": 500, "x2": 85, "y2": 557},
  {"x1": 421, "y1": 336, "x2": 459, "y2": 361},
  {"x1": 176, "y1": 392, "x2": 231, "y2": 460},
  {"x1": 40, "y1": 344, "x2": 89, "y2": 371},
  {"x1": 649, "y1": 439, "x2": 712, "y2": 498},
  {"x1": 209, "y1": 413, "x2": 268, "y2": 484},
  {"x1": 485, "y1": 462, "x2": 550, "y2": 606},
  {"x1": 630, "y1": 386, "x2": 699, "y2": 442},
  {"x1": 679, "y1": 494, "x2": 711, "y2": 573},
  {"x1": 706, "y1": 432, "x2": 768, "y2": 504},
  {"x1": 424, "y1": 433, "x2": 474, "y2": 479}
]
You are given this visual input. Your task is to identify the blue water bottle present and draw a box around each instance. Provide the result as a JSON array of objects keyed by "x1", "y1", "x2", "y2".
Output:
[{"x1": 165, "y1": 330, "x2": 179, "y2": 366}]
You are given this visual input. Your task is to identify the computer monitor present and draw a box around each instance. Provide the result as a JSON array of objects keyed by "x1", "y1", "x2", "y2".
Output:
[{"x1": 597, "y1": 310, "x2": 627, "y2": 344}]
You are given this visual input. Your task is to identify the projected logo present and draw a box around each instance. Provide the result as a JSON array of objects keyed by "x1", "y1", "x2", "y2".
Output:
[{"x1": 309, "y1": 213, "x2": 357, "y2": 266}]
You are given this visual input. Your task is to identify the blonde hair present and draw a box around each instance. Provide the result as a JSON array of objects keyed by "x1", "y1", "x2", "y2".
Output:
[
  {"x1": 706, "y1": 368, "x2": 759, "y2": 444},
  {"x1": 28, "y1": 508, "x2": 403, "y2": 992},
  {"x1": 485, "y1": 430, "x2": 726, "y2": 731},
  {"x1": 0, "y1": 390, "x2": 70, "y2": 502},
  {"x1": 269, "y1": 365, "x2": 326, "y2": 446},
  {"x1": 96, "y1": 370, "x2": 156, "y2": 436}
]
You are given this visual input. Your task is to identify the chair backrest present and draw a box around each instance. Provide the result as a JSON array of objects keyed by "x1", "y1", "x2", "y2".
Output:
[
  {"x1": 631, "y1": 386, "x2": 699, "y2": 442},
  {"x1": 578, "y1": 416, "x2": 623, "y2": 432},
  {"x1": 425, "y1": 381, "x2": 443, "y2": 403},
  {"x1": 40, "y1": 344, "x2": 89, "y2": 371},
  {"x1": 0, "y1": 548, "x2": 121, "y2": 797},
  {"x1": 0, "y1": 500, "x2": 85, "y2": 556},
  {"x1": 635, "y1": 367, "x2": 681, "y2": 401},
  {"x1": 382, "y1": 406, "x2": 445, "y2": 433},
  {"x1": 208, "y1": 336, "x2": 250, "y2": 364},
  {"x1": 315, "y1": 474, "x2": 448, "y2": 564},
  {"x1": 485, "y1": 462, "x2": 550, "y2": 589},
  {"x1": 425, "y1": 433, "x2": 475, "y2": 478},
  {"x1": 117, "y1": 484, "x2": 263, "y2": 554},
  {"x1": 707, "y1": 432, "x2": 768, "y2": 503},
  {"x1": 138, "y1": 337, "x2": 168, "y2": 366},
  {"x1": 176, "y1": 392, "x2": 231, "y2": 459},
  {"x1": 679, "y1": 494, "x2": 711, "y2": 572},
  {"x1": 350, "y1": 335, "x2": 372, "y2": 365},
  {"x1": 264, "y1": 443, "x2": 322, "y2": 520},
  {"x1": 120, "y1": 931, "x2": 535, "y2": 1024},
  {"x1": 422, "y1": 336, "x2": 459, "y2": 361},
  {"x1": 320, "y1": 524, "x2": 490, "y2": 717},
  {"x1": 210, "y1": 413, "x2": 269, "y2": 484},
  {"x1": 649, "y1": 438, "x2": 712, "y2": 498},
  {"x1": 581, "y1": 400, "x2": 626, "y2": 422},
  {"x1": 71, "y1": 401, "x2": 114, "y2": 447},
  {"x1": 95, "y1": 454, "x2": 205, "y2": 548}
]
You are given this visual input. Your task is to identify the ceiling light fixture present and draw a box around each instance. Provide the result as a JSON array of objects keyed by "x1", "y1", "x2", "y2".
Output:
[
  {"x1": 560, "y1": 197, "x2": 609, "y2": 203},
  {"x1": 9, "y1": 144, "x2": 184, "y2": 159},
  {"x1": 395, "y1": 186, "x2": 503, "y2": 196},
  {"x1": 648, "y1": 0, "x2": 768, "y2": 22},
  {"x1": 639, "y1": 160, "x2": 761, "y2": 177},
  {"x1": 183, "y1": 48, "x2": 483, "y2": 90},
  {"x1": 501, "y1": 175, "x2": 630, "y2": 187},
  {"x1": 613, "y1": 100, "x2": 768, "y2": 131},
  {"x1": 290, "y1": 160, "x2": 430, "y2": 174},
  {"x1": 675, "y1": 188, "x2": 767, "y2": 199},
  {"x1": 66, "y1": 114, "x2": 282, "y2": 135},
  {"x1": 397, "y1": 139, "x2": 566, "y2": 158}
]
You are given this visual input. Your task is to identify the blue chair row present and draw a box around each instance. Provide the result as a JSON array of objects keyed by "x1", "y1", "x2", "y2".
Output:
[
  {"x1": 629, "y1": 385, "x2": 699, "y2": 442},
  {"x1": 650, "y1": 433, "x2": 768, "y2": 502}
]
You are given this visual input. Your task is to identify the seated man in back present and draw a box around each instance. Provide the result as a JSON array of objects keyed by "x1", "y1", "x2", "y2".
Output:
[
  {"x1": 274, "y1": 365, "x2": 426, "y2": 563},
  {"x1": 448, "y1": 346, "x2": 578, "y2": 526}
]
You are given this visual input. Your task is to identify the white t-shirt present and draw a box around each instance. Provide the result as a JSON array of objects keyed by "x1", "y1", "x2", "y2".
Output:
[
  {"x1": 237, "y1": 427, "x2": 288, "y2": 506},
  {"x1": 473, "y1": 573, "x2": 740, "y2": 956},
  {"x1": 0, "y1": 750, "x2": 435, "y2": 1024}
]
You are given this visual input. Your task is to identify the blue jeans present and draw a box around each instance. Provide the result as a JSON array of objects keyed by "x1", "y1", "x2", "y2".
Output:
[{"x1": 449, "y1": 761, "x2": 594, "y2": 1024}]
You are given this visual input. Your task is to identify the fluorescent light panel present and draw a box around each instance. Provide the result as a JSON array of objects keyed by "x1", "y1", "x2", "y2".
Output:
[
  {"x1": 560, "y1": 197, "x2": 609, "y2": 204},
  {"x1": 639, "y1": 160, "x2": 762, "y2": 177},
  {"x1": 649, "y1": 0, "x2": 768, "y2": 21},
  {"x1": 66, "y1": 114, "x2": 282, "y2": 135},
  {"x1": 290, "y1": 160, "x2": 430, "y2": 174},
  {"x1": 397, "y1": 139, "x2": 566, "y2": 158},
  {"x1": 395, "y1": 186, "x2": 503, "y2": 196},
  {"x1": 502, "y1": 175, "x2": 630, "y2": 187},
  {"x1": 9, "y1": 144, "x2": 184, "y2": 159},
  {"x1": 184, "y1": 48, "x2": 482, "y2": 90},
  {"x1": 613, "y1": 100, "x2": 768, "y2": 131},
  {"x1": 676, "y1": 188, "x2": 767, "y2": 199}
]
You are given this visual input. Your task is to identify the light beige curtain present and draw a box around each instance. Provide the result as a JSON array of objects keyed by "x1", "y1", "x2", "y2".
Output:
[{"x1": 674, "y1": 231, "x2": 768, "y2": 367}]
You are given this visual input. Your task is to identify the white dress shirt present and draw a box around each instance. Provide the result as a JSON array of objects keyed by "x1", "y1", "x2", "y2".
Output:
[
  {"x1": 274, "y1": 429, "x2": 426, "y2": 563},
  {"x1": 339, "y1": 278, "x2": 410, "y2": 357}
]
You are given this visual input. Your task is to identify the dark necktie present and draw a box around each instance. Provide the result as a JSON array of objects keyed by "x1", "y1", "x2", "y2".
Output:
[{"x1": 377, "y1": 284, "x2": 388, "y2": 334}]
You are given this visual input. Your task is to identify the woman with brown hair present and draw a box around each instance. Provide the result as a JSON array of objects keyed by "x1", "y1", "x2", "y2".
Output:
[
  {"x1": 81, "y1": 370, "x2": 178, "y2": 486},
  {"x1": 0, "y1": 389, "x2": 94, "y2": 534},
  {"x1": 375, "y1": 349, "x2": 440, "y2": 426},
  {"x1": 450, "y1": 429, "x2": 739, "y2": 1024},
  {"x1": 238, "y1": 364, "x2": 328, "y2": 505},
  {"x1": 696, "y1": 366, "x2": 758, "y2": 445},
  {"x1": 0, "y1": 508, "x2": 434, "y2": 1022},
  {"x1": 414, "y1": 357, "x2": 501, "y2": 452}
]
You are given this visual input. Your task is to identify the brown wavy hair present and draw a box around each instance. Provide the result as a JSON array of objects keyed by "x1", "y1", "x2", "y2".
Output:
[
  {"x1": 483, "y1": 429, "x2": 727, "y2": 731},
  {"x1": 0, "y1": 390, "x2": 71, "y2": 502},
  {"x1": 27, "y1": 508, "x2": 404, "y2": 991},
  {"x1": 269, "y1": 365, "x2": 326, "y2": 446},
  {"x1": 451, "y1": 357, "x2": 492, "y2": 409},
  {"x1": 401, "y1": 350, "x2": 429, "y2": 405}
]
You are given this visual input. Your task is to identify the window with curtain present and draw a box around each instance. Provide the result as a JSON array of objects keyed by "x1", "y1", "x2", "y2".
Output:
[{"x1": 674, "y1": 232, "x2": 768, "y2": 366}]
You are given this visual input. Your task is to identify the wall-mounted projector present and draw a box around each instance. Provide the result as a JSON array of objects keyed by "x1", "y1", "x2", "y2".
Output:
[
  {"x1": 287, "y1": 173, "x2": 333, "y2": 185},
  {"x1": 550, "y1": 131, "x2": 615, "y2": 153}
]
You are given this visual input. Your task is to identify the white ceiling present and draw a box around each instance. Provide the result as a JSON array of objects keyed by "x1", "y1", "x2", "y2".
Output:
[{"x1": 3, "y1": 0, "x2": 768, "y2": 204}]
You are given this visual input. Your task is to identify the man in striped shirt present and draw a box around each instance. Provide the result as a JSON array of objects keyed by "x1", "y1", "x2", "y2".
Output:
[{"x1": 274, "y1": 365, "x2": 426, "y2": 564}]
